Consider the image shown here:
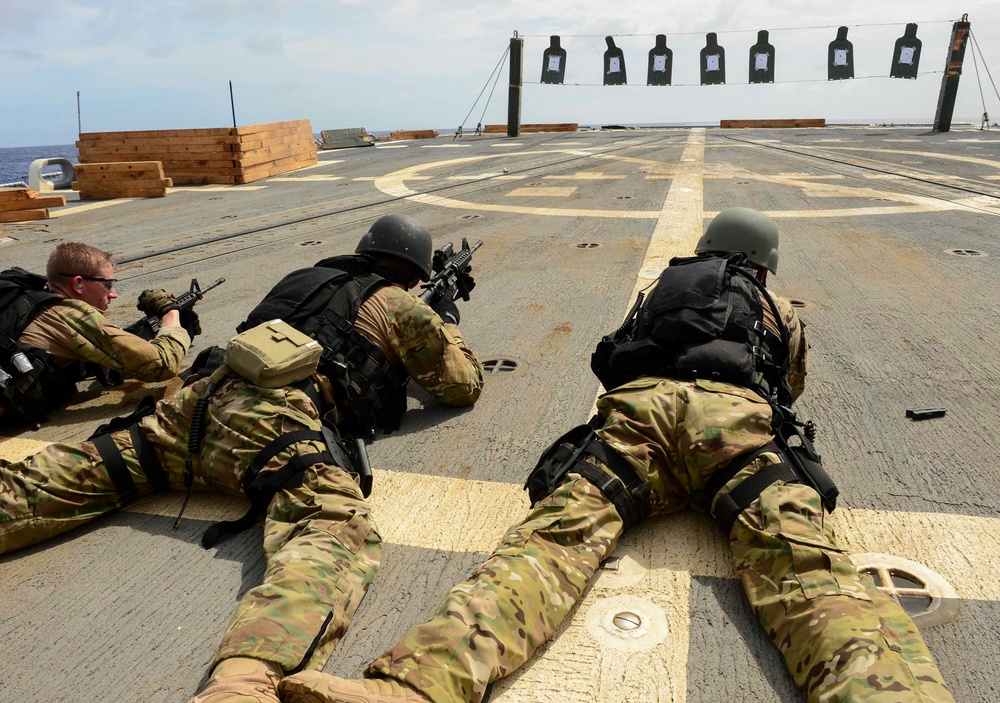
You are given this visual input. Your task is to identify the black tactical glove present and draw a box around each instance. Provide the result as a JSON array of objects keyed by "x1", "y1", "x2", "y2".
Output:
[
  {"x1": 137, "y1": 289, "x2": 178, "y2": 317},
  {"x1": 179, "y1": 309, "x2": 202, "y2": 338},
  {"x1": 431, "y1": 296, "x2": 460, "y2": 325}
]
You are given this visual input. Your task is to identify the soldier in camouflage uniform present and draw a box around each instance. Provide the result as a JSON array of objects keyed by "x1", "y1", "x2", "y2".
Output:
[
  {"x1": 19, "y1": 241, "x2": 191, "y2": 384},
  {"x1": 279, "y1": 209, "x2": 953, "y2": 703},
  {"x1": 0, "y1": 216, "x2": 483, "y2": 703}
]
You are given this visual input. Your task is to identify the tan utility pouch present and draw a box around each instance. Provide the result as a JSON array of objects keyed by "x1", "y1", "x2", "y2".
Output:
[{"x1": 225, "y1": 319, "x2": 322, "y2": 388}]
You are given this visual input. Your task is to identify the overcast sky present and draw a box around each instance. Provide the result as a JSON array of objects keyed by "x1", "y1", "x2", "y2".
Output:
[{"x1": 1, "y1": 1, "x2": 999, "y2": 148}]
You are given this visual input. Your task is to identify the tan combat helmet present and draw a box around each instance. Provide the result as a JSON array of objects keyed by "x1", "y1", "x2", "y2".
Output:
[{"x1": 695, "y1": 207, "x2": 780, "y2": 273}]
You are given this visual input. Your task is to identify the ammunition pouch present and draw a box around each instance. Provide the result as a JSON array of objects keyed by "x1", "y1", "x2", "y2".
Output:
[
  {"x1": 201, "y1": 424, "x2": 369, "y2": 549},
  {"x1": 699, "y1": 421, "x2": 839, "y2": 534},
  {"x1": 181, "y1": 345, "x2": 227, "y2": 385},
  {"x1": 524, "y1": 420, "x2": 651, "y2": 530},
  {"x1": 88, "y1": 395, "x2": 169, "y2": 505}
]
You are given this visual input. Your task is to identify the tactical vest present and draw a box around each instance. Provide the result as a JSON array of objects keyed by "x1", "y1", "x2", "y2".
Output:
[
  {"x1": 591, "y1": 253, "x2": 793, "y2": 410},
  {"x1": 237, "y1": 255, "x2": 410, "y2": 436},
  {"x1": 0, "y1": 267, "x2": 83, "y2": 426}
]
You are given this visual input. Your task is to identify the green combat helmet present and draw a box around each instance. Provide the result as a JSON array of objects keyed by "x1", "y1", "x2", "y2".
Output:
[
  {"x1": 356, "y1": 213, "x2": 434, "y2": 281},
  {"x1": 695, "y1": 207, "x2": 780, "y2": 273}
]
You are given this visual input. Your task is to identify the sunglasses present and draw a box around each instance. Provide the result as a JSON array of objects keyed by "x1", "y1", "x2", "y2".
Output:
[{"x1": 58, "y1": 272, "x2": 119, "y2": 290}]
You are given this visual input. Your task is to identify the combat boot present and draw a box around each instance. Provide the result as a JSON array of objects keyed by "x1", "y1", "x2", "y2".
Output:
[
  {"x1": 279, "y1": 671, "x2": 433, "y2": 703},
  {"x1": 187, "y1": 657, "x2": 282, "y2": 703}
]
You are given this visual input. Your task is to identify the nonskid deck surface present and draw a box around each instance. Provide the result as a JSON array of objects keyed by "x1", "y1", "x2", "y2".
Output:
[{"x1": 2, "y1": 126, "x2": 998, "y2": 702}]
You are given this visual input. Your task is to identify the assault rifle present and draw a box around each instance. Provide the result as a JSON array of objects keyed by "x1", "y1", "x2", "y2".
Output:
[
  {"x1": 92, "y1": 277, "x2": 225, "y2": 388},
  {"x1": 125, "y1": 277, "x2": 226, "y2": 340},
  {"x1": 419, "y1": 238, "x2": 482, "y2": 305}
]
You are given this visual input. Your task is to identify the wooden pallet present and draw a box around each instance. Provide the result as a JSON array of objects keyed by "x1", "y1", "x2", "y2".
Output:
[
  {"x1": 384, "y1": 130, "x2": 440, "y2": 141},
  {"x1": 0, "y1": 188, "x2": 66, "y2": 221},
  {"x1": 73, "y1": 161, "x2": 172, "y2": 199},
  {"x1": 484, "y1": 123, "x2": 579, "y2": 134},
  {"x1": 720, "y1": 119, "x2": 826, "y2": 128},
  {"x1": 76, "y1": 120, "x2": 318, "y2": 185}
]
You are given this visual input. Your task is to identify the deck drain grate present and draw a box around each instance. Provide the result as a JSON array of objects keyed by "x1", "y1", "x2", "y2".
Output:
[
  {"x1": 852, "y1": 553, "x2": 959, "y2": 627},
  {"x1": 612, "y1": 612, "x2": 642, "y2": 631},
  {"x1": 482, "y1": 358, "x2": 520, "y2": 375},
  {"x1": 945, "y1": 248, "x2": 987, "y2": 257},
  {"x1": 298, "y1": 240, "x2": 323, "y2": 246},
  {"x1": 577, "y1": 243, "x2": 601, "y2": 249},
  {"x1": 461, "y1": 214, "x2": 483, "y2": 219},
  {"x1": 788, "y1": 298, "x2": 816, "y2": 311},
  {"x1": 615, "y1": 195, "x2": 633, "y2": 199}
]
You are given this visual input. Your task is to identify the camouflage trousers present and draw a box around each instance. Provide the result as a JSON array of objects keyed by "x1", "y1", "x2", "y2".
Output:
[
  {"x1": 0, "y1": 375, "x2": 381, "y2": 673},
  {"x1": 368, "y1": 377, "x2": 952, "y2": 703}
]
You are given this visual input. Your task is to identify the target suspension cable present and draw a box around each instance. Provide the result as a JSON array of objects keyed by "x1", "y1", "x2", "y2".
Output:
[
  {"x1": 517, "y1": 19, "x2": 958, "y2": 39},
  {"x1": 969, "y1": 30, "x2": 1000, "y2": 125},
  {"x1": 968, "y1": 32, "x2": 989, "y2": 127},
  {"x1": 477, "y1": 48, "x2": 508, "y2": 129},
  {"x1": 457, "y1": 45, "x2": 510, "y2": 133}
]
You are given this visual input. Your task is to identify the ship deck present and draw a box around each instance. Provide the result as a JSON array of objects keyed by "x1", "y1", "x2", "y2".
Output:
[{"x1": 2, "y1": 125, "x2": 998, "y2": 702}]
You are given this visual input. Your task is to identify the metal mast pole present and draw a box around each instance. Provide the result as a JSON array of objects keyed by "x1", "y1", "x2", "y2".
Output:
[{"x1": 507, "y1": 32, "x2": 523, "y2": 137}]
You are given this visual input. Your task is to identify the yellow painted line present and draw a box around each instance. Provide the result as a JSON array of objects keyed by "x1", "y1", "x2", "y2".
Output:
[
  {"x1": 811, "y1": 145, "x2": 1000, "y2": 171},
  {"x1": 506, "y1": 186, "x2": 577, "y2": 197},
  {"x1": 372, "y1": 150, "x2": 665, "y2": 219},
  {"x1": 268, "y1": 175, "x2": 344, "y2": 182},
  {"x1": 542, "y1": 172, "x2": 626, "y2": 180},
  {"x1": 375, "y1": 144, "x2": 408, "y2": 149},
  {"x1": 491, "y1": 142, "x2": 523, "y2": 147},
  {"x1": 172, "y1": 186, "x2": 268, "y2": 193},
  {"x1": 50, "y1": 199, "x2": 137, "y2": 217},
  {"x1": 4, "y1": 448, "x2": 990, "y2": 603},
  {"x1": 316, "y1": 159, "x2": 344, "y2": 164},
  {"x1": 422, "y1": 144, "x2": 471, "y2": 148}
]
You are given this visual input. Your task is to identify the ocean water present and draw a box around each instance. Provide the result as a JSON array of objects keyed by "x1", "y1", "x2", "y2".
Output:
[{"x1": 0, "y1": 144, "x2": 79, "y2": 187}]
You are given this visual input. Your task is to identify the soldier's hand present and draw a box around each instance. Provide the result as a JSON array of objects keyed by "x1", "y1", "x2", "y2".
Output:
[
  {"x1": 137, "y1": 289, "x2": 178, "y2": 317},
  {"x1": 179, "y1": 309, "x2": 202, "y2": 338},
  {"x1": 431, "y1": 296, "x2": 460, "y2": 325}
]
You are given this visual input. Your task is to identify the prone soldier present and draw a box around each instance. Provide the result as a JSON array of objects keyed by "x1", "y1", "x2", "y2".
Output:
[
  {"x1": 0, "y1": 242, "x2": 198, "y2": 426},
  {"x1": 278, "y1": 208, "x2": 954, "y2": 703}
]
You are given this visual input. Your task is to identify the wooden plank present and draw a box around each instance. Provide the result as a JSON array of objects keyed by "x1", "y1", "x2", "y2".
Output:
[
  {"x1": 483, "y1": 123, "x2": 578, "y2": 133},
  {"x1": 73, "y1": 178, "x2": 172, "y2": 189},
  {"x1": 79, "y1": 144, "x2": 236, "y2": 157},
  {"x1": 75, "y1": 135, "x2": 242, "y2": 148},
  {"x1": 74, "y1": 170, "x2": 167, "y2": 183},
  {"x1": 237, "y1": 145, "x2": 317, "y2": 168},
  {"x1": 234, "y1": 134, "x2": 317, "y2": 152},
  {"x1": 75, "y1": 162, "x2": 164, "y2": 175},
  {"x1": 78, "y1": 156, "x2": 239, "y2": 171},
  {"x1": 78, "y1": 186, "x2": 168, "y2": 199},
  {"x1": 0, "y1": 188, "x2": 38, "y2": 202},
  {"x1": 235, "y1": 127, "x2": 315, "y2": 144},
  {"x1": 235, "y1": 156, "x2": 317, "y2": 184},
  {"x1": 234, "y1": 119, "x2": 312, "y2": 137},
  {"x1": 78, "y1": 127, "x2": 233, "y2": 140},
  {"x1": 720, "y1": 119, "x2": 826, "y2": 128},
  {"x1": 169, "y1": 175, "x2": 237, "y2": 185},
  {"x1": 0, "y1": 195, "x2": 66, "y2": 211},
  {"x1": 0, "y1": 209, "x2": 49, "y2": 222}
]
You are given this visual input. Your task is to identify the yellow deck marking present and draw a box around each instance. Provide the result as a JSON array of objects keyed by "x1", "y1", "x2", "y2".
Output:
[
  {"x1": 491, "y1": 142, "x2": 523, "y2": 147},
  {"x1": 542, "y1": 172, "x2": 626, "y2": 180},
  {"x1": 267, "y1": 175, "x2": 344, "y2": 182},
  {"x1": 50, "y1": 199, "x2": 137, "y2": 217},
  {"x1": 172, "y1": 186, "x2": 268, "y2": 192},
  {"x1": 421, "y1": 144, "x2": 470, "y2": 148},
  {"x1": 506, "y1": 186, "x2": 577, "y2": 197},
  {"x1": 375, "y1": 144, "x2": 408, "y2": 149}
]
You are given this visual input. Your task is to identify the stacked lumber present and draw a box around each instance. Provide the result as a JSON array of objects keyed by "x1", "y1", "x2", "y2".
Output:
[
  {"x1": 721, "y1": 119, "x2": 826, "y2": 128},
  {"x1": 384, "y1": 130, "x2": 439, "y2": 141},
  {"x1": 73, "y1": 162, "x2": 172, "y2": 200},
  {"x1": 0, "y1": 188, "x2": 66, "y2": 222},
  {"x1": 484, "y1": 123, "x2": 578, "y2": 134},
  {"x1": 76, "y1": 119, "x2": 317, "y2": 185}
]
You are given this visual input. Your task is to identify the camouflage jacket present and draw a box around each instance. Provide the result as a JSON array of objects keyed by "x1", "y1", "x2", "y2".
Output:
[
  {"x1": 355, "y1": 286, "x2": 483, "y2": 407},
  {"x1": 19, "y1": 298, "x2": 190, "y2": 382}
]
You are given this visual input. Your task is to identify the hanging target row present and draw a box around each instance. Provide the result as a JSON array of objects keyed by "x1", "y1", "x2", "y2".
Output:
[{"x1": 540, "y1": 24, "x2": 923, "y2": 86}]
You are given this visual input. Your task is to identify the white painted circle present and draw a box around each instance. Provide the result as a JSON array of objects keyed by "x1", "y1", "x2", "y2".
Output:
[
  {"x1": 851, "y1": 552, "x2": 960, "y2": 627},
  {"x1": 585, "y1": 595, "x2": 668, "y2": 651},
  {"x1": 593, "y1": 547, "x2": 647, "y2": 589}
]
